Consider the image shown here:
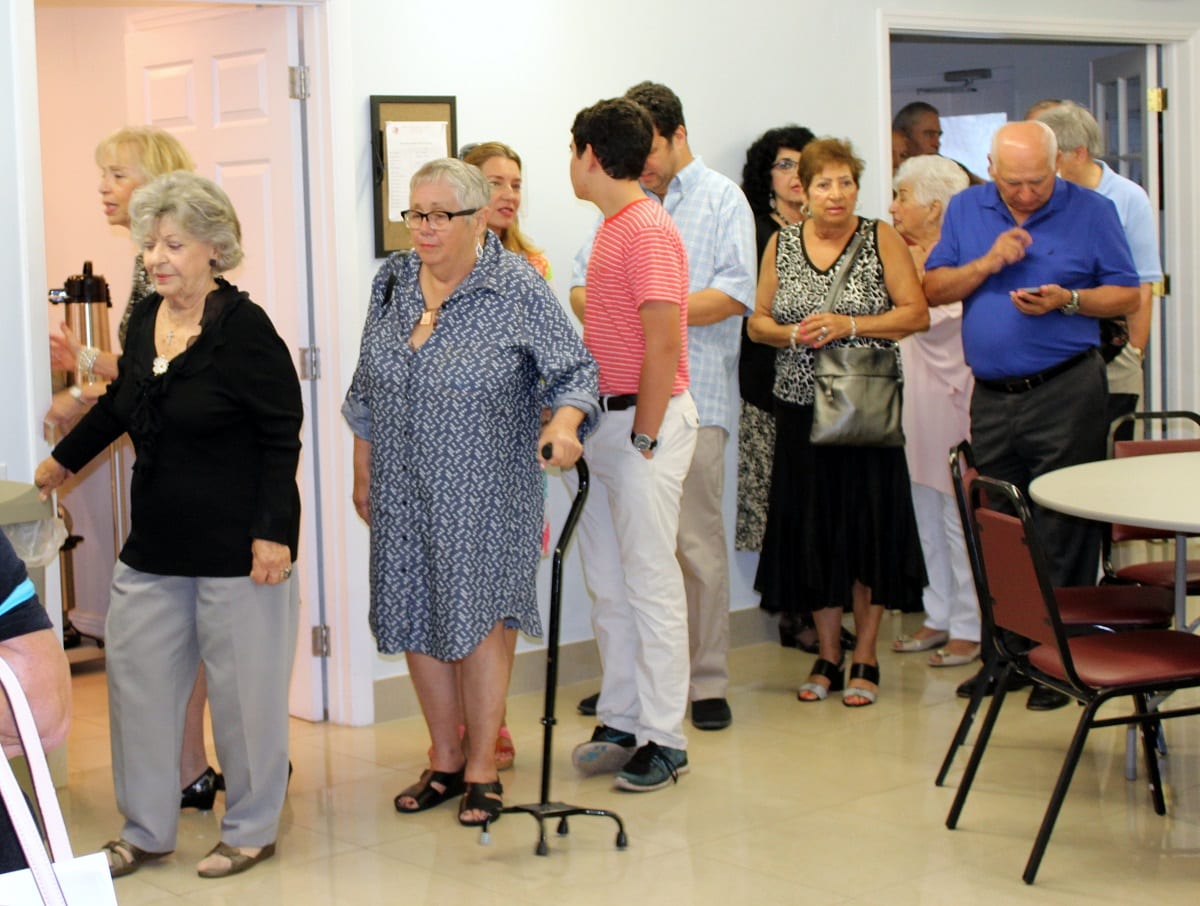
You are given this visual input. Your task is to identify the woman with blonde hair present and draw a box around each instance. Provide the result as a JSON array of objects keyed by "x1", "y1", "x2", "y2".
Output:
[
  {"x1": 462, "y1": 141, "x2": 553, "y2": 280},
  {"x1": 457, "y1": 141, "x2": 556, "y2": 771}
]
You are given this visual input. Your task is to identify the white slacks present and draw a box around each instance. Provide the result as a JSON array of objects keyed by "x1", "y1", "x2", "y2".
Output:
[
  {"x1": 911, "y1": 483, "x2": 980, "y2": 642},
  {"x1": 573, "y1": 393, "x2": 698, "y2": 750}
]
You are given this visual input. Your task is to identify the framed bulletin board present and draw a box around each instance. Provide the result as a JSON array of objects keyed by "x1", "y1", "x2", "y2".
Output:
[{"x1": 370, "y1": 95, "x2": 457, "y2": 257}]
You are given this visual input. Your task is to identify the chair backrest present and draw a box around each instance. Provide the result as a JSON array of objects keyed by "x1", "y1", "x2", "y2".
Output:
[
  {"x1": 1110, "y1": 436, "x2": 1200, "y2": 543},
  {"x1": 1107, "y1": 409, "x2": 1200, "y2": 452},
  {"x1": 968, "y1": 475, "x2": 1080, "y2": 682}
]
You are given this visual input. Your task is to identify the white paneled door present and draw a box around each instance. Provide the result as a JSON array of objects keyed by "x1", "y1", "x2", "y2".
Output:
[{"x1": 125, "y1": 5, "x2": 326, "y2": 721}]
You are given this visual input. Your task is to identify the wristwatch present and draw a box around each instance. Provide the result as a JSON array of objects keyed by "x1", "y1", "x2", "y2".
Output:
[
  {"x1": 630, "y1": 432, "x2": 658, "y2": 453},
  {"x1": 1061, "y1": 289, "x2": 1080, "y2": 316}
]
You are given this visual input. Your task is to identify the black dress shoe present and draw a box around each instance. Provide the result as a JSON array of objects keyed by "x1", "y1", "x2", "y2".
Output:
[
  {"x1": 1026, "y1": 684, "x2": 1072, "y2": 711},
  {"x1": 955, "y1": 667, "x2": 1033, "y2": 699},
  {"x1": 578, "y1": 692, "x2": 599, "y2": 716},
  {"x1": 181, "y1": 766, "x2": 221, "y2": 810},
  {"x1": 691, "y1": 698, "x2": 732, "y2": 730}
]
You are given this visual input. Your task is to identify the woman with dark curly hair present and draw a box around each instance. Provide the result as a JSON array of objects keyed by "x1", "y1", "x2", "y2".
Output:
[{"x1": 738, "y1": 126, "x2": 818, "y2": 648}]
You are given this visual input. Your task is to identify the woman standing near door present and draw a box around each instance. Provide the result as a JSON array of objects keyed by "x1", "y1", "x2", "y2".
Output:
[{"x1": 46, "y1": 126, "x2": 226, "y2": 811}]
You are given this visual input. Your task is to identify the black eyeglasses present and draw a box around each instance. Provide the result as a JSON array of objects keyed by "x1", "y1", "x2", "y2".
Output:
[
  {"x1": 400, "y1": 208, "x2": 477, "y2": 230},
  {"x1": 771, "y1": 159, "x2": 800, "y2": 172}
]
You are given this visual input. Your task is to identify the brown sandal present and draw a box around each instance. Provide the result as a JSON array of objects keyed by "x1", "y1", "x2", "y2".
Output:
[
  {"x1": 196, "y1": 841, "x2": 276, "y2": 878},
  {"x1": 102, "y1": 839, "x2": 171, "y2": 878}
]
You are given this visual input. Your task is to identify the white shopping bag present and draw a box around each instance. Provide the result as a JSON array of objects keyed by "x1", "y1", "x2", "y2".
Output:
[{"x1": 0, "y1": 657, "x2": 118, "y2": 905}]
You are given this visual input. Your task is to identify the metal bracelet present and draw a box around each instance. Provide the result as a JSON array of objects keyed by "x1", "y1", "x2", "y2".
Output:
[{"x1": 77, "y1": 346, "x2": 99, "y2": 382}]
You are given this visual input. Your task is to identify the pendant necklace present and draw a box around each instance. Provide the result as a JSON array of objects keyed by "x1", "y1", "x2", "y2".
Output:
[{"x1": 152, "y1": 329, "x2": 177, "y2": 377}]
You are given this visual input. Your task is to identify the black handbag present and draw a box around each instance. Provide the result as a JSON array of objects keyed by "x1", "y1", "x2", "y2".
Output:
[{"x1": 808, "y1": 230, "x2": 905, "y2": 448}]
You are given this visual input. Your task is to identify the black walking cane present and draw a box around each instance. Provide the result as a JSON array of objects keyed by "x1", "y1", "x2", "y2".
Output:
[{"x1": 479, "y1": 449, "x2": 628, "y2": 854}]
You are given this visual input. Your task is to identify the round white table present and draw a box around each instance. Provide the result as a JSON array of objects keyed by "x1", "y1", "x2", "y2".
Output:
[{"x1": 1030, "y1": 450, "x2": 1200, "y2": 628}]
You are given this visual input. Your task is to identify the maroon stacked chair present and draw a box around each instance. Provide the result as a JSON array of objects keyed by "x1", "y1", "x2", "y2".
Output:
[
  {"x1": 946, "y1": 475, "x2": 1200, "y2": 884},
  {"x1": 936, "y1": 441, "x2": 1173, "y2": 786}
]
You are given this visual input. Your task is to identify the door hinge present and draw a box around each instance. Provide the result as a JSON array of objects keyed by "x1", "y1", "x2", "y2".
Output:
[
  {"x1": 289, "y1": 65, "x2": 310, "y2": 101},
  {"x1": 299, "y1": 346, "x2": 320, "y2": 381},
  {"x1": 1148, "y1": 87, "x2": 1167, "y2": 113},
  {"x1": 311, "y1": 625, "x2": 331, "y2": 658},
  {"x1": 1152, "y1": 276, "x2": 1169, "y2": 297}
]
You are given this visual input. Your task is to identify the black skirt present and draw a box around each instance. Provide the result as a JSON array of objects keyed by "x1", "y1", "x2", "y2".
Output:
[{"x1": 756, "y1": 401, "x2": 927, "y2": 616}]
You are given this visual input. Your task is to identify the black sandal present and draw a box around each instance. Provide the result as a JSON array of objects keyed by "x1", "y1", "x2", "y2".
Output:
[
  {"x1": 843, "y1": 662, "x2": 881, "y2": 707},
  {"x1": 797, "y1": 656, "x2": 845, "y2": 701},
  {"x1": 394, "y1": 767, "x2": 466, "y2": 813},
  {"x1": 457, "y1": 780, "x2": 503, "y2": 827}
]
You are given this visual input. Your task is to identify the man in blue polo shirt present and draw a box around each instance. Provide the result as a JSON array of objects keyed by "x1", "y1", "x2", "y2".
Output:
[{"x1": 925, "y1": 120, "x2": 1139, "y2": 708}]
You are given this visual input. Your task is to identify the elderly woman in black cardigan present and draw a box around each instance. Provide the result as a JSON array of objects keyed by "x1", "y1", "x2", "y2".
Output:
[{"x1": 36, "y1": 171, "x2": 302, "y2": 880}]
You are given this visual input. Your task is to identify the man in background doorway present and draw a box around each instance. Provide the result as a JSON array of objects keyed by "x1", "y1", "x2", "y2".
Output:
[{"x1": 894, "y1": 101, "x2": 943, "y2": 155}]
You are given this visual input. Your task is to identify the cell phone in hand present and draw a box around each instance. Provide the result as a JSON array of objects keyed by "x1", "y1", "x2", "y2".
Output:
[{"x1": 1017, "y1": 286, "x2": 1044, "y2": 295}]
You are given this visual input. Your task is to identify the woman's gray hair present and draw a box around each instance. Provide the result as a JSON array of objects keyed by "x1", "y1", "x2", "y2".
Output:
[
  {"x1": 129, "y1": 171, "x2": 243, "y2": 272},
  {"x1": 1034, "y1": 100, "x2": 1105, "y2": 158},
  {"x1": 410, "y1": 158, "x2": 491, "y2": 211},
  {"x1": 893, "y1": 155, "x2": 970, "y2": 209}
]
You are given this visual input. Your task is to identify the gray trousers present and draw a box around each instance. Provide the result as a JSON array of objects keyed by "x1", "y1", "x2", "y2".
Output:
[
  {"x1": 106, "y1": 562, "x2": 299, "y2": 852},
  {"x1": 969, "y1": 350, "x2": 1107, "y2": 588}
]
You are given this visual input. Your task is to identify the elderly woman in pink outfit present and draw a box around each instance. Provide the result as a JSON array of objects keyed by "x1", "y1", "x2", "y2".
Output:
[{"x1": 888, "y1": 155, "x2": 979, "y2": 667}]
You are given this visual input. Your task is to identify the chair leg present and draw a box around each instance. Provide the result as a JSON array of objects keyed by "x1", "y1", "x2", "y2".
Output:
[
  {"x1": 936, "y1": 659, "x2": 995, "y2": 787},
  {"x1": 1022, "y1": 699, "x2": 1097, "y2": 885},
  {"x1": 1124, "y1": 725, "x2": 1138, "y2": 782},
  {"x1": 1133, "y1": 693, "x2": 1167, "y2": 815},
  {"x1": 947, "y1": 662, "x2": 1014, "y2": 829}
]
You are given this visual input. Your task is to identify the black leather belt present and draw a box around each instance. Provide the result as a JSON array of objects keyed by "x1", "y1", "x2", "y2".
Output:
[
  {"x1": 599, "y1": 394, "x2": 637, "y2": 411},
  {"x1": 975, "y1": 348, "x2": 1096, "y2": 394}
]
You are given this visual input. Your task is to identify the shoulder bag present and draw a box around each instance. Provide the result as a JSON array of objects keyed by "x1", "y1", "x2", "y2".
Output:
[{"x1": 809, "y1": 229, "x2": 905, "y2": 448}]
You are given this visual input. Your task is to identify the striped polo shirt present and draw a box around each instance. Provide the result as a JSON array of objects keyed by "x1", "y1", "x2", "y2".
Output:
[{"x1": 583, "y1": 198, "x2": 689, "y2": 396}]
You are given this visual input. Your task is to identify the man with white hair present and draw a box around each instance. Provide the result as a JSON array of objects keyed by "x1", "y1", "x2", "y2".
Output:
[
  {"x1": 924, "y1": 120, "x2": 1140, "y2": 709},
  {"x1": 1034, "y1": 100, "x2": 1162, "y2": 428}
]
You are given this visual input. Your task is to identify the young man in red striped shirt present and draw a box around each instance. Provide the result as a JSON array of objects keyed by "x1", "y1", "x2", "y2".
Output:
[{"x1": 567, "y1": 98, "x2": 699, "y2": 792}]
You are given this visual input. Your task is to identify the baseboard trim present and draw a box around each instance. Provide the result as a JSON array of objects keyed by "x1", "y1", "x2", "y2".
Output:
[{"x1": 372, "y1": 606, "x2": 777, "y2": 723}]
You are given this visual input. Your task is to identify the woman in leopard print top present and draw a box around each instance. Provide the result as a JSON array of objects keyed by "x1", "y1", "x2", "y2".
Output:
[{"x1": 748, "y1": 138, "x2": 929, "y2": 708}]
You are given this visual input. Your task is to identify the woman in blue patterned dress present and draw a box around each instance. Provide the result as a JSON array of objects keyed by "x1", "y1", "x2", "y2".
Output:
[{"x1": 343, "y1": 158, "x2": 598, "y2": 827}]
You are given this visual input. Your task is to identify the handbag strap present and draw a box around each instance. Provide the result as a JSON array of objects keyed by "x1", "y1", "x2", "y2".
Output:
[
  {"x1": 0, "y1": 656, "x2": 72, "y2": 905},
  {"x1": 817, "y1": 228, "x2": 867, "y2": 315}
]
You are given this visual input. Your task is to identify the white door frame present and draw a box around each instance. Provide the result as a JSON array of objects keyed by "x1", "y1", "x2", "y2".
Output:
[{"x1": 879, "y1": 11, "x2": 1200, "y2": 415}]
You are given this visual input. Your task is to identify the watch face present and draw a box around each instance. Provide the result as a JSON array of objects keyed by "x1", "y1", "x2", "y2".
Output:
[{"x1": 631, "y1": 433, "x2": 654, "y2": 452}]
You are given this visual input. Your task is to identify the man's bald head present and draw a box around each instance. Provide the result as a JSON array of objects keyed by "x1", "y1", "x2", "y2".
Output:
[
  {"x1": 990, "y1": 120, "x2": 1057, "y2": 169},
  {"x1": 988, "y1": 121, "x2": 1059, "y2": 221}
]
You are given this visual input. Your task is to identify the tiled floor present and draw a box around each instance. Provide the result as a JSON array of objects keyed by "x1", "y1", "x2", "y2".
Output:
[{"x1": 58, "y1": 611, "x2": 1200, "y2": 904}]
